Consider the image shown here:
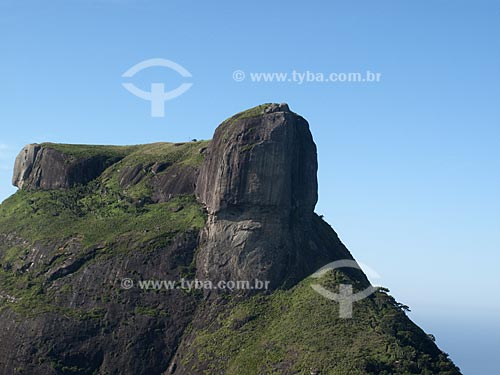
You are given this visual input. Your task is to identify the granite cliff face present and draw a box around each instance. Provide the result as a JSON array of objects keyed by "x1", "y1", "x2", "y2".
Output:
[
  {"x1": 0, "y1": 104, "x2": 461, "y2": 375},
  {"x1": 12, "y1": 143, "x2": 124, "y2": 190},
  {"x1": 195, "y1": 103, "x2": 337, "y2": 289},
  {"x1": 196, "y1": 103, "x2": 317, "y2": 213}
]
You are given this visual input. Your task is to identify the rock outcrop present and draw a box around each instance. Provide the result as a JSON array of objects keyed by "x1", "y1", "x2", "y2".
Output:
[
  {"x1": 196, "y1": 103, "x2": 317, "y2": 214},
  {"x1": 11, "y1": 143, "x2": 41, "y2": 189},
  {"x1": 12, "y1": 144, "x2": 124, "y2": 190},
  {"x1": 195, "y1": 103, "x2": 338, "y2": 288}
]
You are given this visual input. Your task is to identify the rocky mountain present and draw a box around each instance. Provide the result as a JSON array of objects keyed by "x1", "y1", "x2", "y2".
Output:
[{"x1": 0, "y1": 104, "x2": 461, "y2": 374}]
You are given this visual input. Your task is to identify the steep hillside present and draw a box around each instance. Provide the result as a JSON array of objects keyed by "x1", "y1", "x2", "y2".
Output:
[{"x1": 0, "y1": 104, "x2": 461, "y2": 375}]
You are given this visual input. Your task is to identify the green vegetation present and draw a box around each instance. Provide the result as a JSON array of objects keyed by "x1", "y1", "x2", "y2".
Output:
[
  {"x1": 0, "y1": 186, "x2": 205, "y2": 247},
  {"x1": 186, "y1": 273, "x2": 458, "y2": 375},
  {"x1": 102, "y1": 141, "x2": 208, "y2": 200},
  {"x1": 0, "y1": 181, "x2": 205, "y2": 314},
  {"x1": 41, "y1": 141, "x2": 208, "y2": 167},
  {"x1": 135, "y1": 305, "x2": 169, "y2": 318},
  {"x1": 0, "y1": 141, "x2": 208, "y2": 317},
  {"x1": 233, "y1": 104, "x2": 270, "y2": 120},
  {"x1": 222, "y1": 104, "x2": 271, "y2": 126},
  {"x1": 40, "y1": 143, "x2": 139, "y2": 161},
  {"x1": 0, "y1": 188, "x2": 205, "y2": 317},
  {"x1": 100, "y1": 141, "x2": 209, "y2": 169}
]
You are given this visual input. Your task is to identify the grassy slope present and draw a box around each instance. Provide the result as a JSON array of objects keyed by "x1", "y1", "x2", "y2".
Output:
[
  {"x1": 187, "y1": 275, "x2": 458, "y2": 375},
  {"x1": 41, "y1": 141, "x2": 208, "y2": 165},
  {"x1": 0, "y1": 141, "x2": 209, "y2": 246},
  {"x1": 0, "y1": 142, "x2": 207, "y2": 317},
  {"x1": 40, "y1": 142, "x2": 140, "y2": 160}
]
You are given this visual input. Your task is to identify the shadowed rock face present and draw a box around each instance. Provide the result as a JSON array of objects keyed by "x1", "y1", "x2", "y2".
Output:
[
  {"x1": 12, "y1": 144, "x2": 123, "y2": 190},
  {"x1": 0, "y1": 232, "x2": 201, "y2": 375},
  {"x1": 12, "y1": 144, "x2": 41, "y2": 189},
  {"x1": 116, "y1": 162, "x2": 200, "y2": 203}
]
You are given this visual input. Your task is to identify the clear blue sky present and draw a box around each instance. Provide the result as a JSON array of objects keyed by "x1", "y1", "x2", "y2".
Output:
[{"x1": 1, "y1": 1, "x2": 499, "y2": 373}]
